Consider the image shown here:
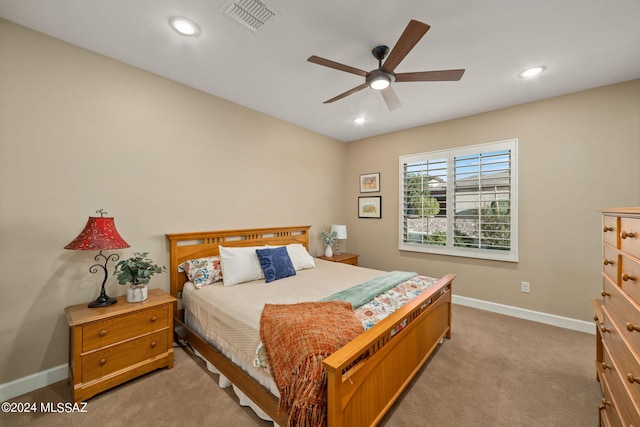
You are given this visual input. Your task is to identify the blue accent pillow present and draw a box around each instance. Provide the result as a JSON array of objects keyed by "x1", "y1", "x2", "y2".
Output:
[{"x1": 256, "y1": 246, "x2": 296, "y2": 283}]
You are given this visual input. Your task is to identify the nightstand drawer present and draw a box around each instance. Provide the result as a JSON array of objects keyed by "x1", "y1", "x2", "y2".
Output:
[
  {"x1": 341, "y1": 257, "x2": 358, "y2": 266},
  {"x1": 82, "y1": 330, "x2": 168, "y2": 382},
  {"x1": 82, "y1": 305, "x2": 168, "y2": 352}
]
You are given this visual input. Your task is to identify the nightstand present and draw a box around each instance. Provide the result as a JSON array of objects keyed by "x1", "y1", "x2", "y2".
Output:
[
  {"x1": 65, "y1": 288, "x2": 176, "y2": 402},
  {"x1": 317, "y1": 252, "x2": 359, "y2": 266}
]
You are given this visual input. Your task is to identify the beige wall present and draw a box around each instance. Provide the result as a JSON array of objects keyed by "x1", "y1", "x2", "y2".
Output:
[
  {"x1": 346, "y1": 79, "x2": 640, "y2": 323},
  {"x1": 0, "y1": 20, "x2": 346, "y2": 384}
]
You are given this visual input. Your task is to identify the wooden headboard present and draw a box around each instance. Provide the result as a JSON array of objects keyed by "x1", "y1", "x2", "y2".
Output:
[{"x1": 165, "y1": 225, "x2": 311, "y2": 305}]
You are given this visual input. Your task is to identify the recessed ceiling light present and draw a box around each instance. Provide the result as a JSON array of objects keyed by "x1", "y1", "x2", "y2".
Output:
[
  {"x1": 169, "y1": 16, "x2": 201, "y2": 37},
  {"x1": 519, "y1": 66, "x2": 545, "y2": 78},
  {"x1": 354, "y1": 116, "x2": 367, "y2": 125}
]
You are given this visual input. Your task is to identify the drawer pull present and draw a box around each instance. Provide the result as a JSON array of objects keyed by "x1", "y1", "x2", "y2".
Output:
[
  {"x1": 628, "y1": 374, "x2": 640, "y2": 384},
  {"x1": 150, "y1": 341, "x2": 157, "y2": 348},
  {"x1": 99, "y1": 330, "x2": 107, "y2": 337},
  {"x1": 599, "y1": 397, "x2": 613, "y2": 409},
  {"x1": 601, "y1": 362, "x2": 611, "y2": 370},
  {"x1": 99, "y1": 358, "x2": 107, "y2": 366},
  {"x1": 621, "y1": 231, "x2": 636, "y2": 239},
  {"x1": 622, "y1": 273, "x2": 637, "y2": 282},
  {"x1": 601, "y1": 290, "x2": 610, "y2": 297},
  {"x1": 150, "y1": 316, "x2": 158, "y2": 323},
  {"x1": 600, "y1": 325, "x2": 611, "y2": 334},
  {"x1": 603, "y1": 258, "x2": 615, "y2": 266},
  {"x1": 603, "y1": 226, "x2": 614, "y2": 232},
  {"x1": 627, "y1": 322, "x2": 640, "y2": 333}
]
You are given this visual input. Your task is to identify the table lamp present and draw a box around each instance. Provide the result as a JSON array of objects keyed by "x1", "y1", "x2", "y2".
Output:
[
  {"x1": 64, "y1": 209, "x2": 130, "y2": 308},
  {"x1": 331, "y1": 224, "x2": 347, "y2": 255}
]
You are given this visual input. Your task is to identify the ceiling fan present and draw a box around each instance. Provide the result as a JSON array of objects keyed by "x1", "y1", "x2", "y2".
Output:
[{"x1": 308, "y1": 20, "x2": 465, "y2": 111}]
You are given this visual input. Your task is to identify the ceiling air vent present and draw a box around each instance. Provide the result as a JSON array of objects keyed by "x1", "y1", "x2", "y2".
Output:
[{"x1": 220, "y1": 0, "x2": 278, "y2": 32}]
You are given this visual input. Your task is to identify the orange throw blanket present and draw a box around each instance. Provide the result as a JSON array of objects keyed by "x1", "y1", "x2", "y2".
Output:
[{"x1": 260, "y1": 301, "x2": 364, "y2": 427}]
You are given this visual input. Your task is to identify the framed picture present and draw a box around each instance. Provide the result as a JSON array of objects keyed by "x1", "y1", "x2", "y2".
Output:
[
  {"x1": 360, "y1": 173, "x2": 380, "y2": 193},
  {"x1": 358, "y1": 196, "x2": 382, "y2": 218}
]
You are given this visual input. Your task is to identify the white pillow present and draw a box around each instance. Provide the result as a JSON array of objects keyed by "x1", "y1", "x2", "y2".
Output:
[
  {"x1": 286, "y1": 243, "x2": 316, "y2": 270},
  {"x1": 218, "y1": 245, "x2": 265, "y2": 286}
]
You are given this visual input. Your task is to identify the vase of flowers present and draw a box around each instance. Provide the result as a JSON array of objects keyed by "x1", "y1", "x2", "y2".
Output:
[
  {"x1": 114, "y1": 252, "x2": 166, "y2": 302},
  {"x1": 320, "y1": 230, "x2": 337, "y2": 258}
]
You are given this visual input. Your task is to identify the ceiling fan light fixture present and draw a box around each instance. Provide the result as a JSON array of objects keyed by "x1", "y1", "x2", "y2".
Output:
[
  {"x1": 169, "y1": 16, "x2": 201, "y2": 37},
  {"x1": 519, "y1": 65, "x2": 545, "y2": 78},
  {"x1": 367, "y1": 70, "x2": 394, "y2": 90}
]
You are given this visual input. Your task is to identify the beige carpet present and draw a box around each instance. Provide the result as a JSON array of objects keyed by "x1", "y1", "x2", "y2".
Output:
[{"x1": 1, "y1": 304, "x2": 601, "y2": 427}]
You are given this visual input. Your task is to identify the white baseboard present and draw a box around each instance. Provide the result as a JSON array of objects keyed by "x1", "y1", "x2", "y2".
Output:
[
  {"x1": 0, "y1": 364, "x2": 67, "y2": 402},
  {"x1": 453, "y1": 295, "x2": 595, "y2": 334},
  {"x1": 0, "y1": 296, "x2": 595, "y2": 402}
]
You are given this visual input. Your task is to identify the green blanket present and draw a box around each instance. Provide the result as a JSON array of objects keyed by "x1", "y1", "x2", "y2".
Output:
[{"x1": 320, "y1": 270, "x2": 417, "y2": 309}]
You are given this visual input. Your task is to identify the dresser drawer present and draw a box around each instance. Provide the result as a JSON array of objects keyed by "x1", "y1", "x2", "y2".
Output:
[
  {"x1": 620, "y1": 255, "x2": 640, "y2": 305},
  {"x1": 601, "y1": 326, "x2": 640, "y2": 427},
  {"x1": 604, "y1": 216, "x2": 619, "y2": 248},
  {"x1": 599, "y1": 361, "x2": 624, "y2": 427},
  {"x1": 603, "y1": 280, "x2": 640, "y2": 359},
  {"x1": 82, "y1": 305, "x2": 168, "y2": 352},
  {"x1": 603, "y1": 246, "x2": 619, "y2": 284},
  {"x1": 82, "y1": 330, "x2": 168, "y2": 382},
  {"x1": 620, "y1": 217, "x2": 640, "y2": 258}
]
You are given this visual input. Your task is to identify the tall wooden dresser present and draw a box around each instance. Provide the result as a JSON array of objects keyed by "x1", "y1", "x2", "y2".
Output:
[{"x1": 596, "y1": 207, "x2": 640, "y2": 426}]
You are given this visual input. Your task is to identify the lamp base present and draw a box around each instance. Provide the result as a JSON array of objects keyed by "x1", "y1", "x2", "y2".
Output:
[{"x1": 88, "y1": 294, "x2": 118, "y2": 308}]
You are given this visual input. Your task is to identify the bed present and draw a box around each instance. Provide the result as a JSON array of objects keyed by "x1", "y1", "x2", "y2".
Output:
[{"x1": 166, "y1": 225, "x2": 455, "y2": 426}]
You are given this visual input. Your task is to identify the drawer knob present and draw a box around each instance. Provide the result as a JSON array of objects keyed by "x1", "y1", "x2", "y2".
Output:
[
  {"x1": 622, "y1": 273, "x2": 637, "y2": 282},
  {"x1": 603, "y1": 258, "x2": 615, "y2": 266},
  {"x1": 621, "y1": 231, "x2": 636, "y2": 239},
  {"x1": 600, "y1": 397, "x2": 613, "y2": 408},
  {"x1": 99, "y1": 330, "x2": 107, "y2": 337},
  {"x1": 150, "y1": 341, "x2": 157, "y2": 348},
  {"x1": 603, "y1": 226, "x2": 614, "y2": 232},
  {"x1": 601, "y1": 290, "x2": 610, "y2": 297},
  {"x1": 99, "y1": 358, "x2": 107, "y2": 366},
  {"x1": 600, "y1": 325, "x2": 611, "y2": 334},
  {"x1": 627, "y1": 322, "x2": 640, "y2": 333},
  {"x1": 627, "y1": 373, "x2": 640, "y2": 384},
  {"x1": 150, "y1": 316, "x2": 158, "y2": 323},
  {"x1": 601, "y1": 362, "x2": 611, "y2": 370}
]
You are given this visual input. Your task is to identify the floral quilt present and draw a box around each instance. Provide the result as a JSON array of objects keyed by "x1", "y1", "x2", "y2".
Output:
[{"x1": 254, "y1": 274, "x2": 437, "y2": 369}]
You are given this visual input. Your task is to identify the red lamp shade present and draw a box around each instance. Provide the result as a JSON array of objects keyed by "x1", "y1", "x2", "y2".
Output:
[{"x1": 64, "y1": 216, "x2": 130, "y2": 250}]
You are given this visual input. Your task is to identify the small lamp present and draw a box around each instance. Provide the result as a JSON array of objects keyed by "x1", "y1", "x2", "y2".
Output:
[
  {"x1": 331, "y1": 224, "x2": 347, "y2": 255},
  {"x1": 64, "y1": 209, "x2": 130, "y2": 308}
]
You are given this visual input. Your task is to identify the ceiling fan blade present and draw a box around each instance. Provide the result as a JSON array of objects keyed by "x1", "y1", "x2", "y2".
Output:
[
  {"x1": 323, "y1": 83, "x2": 368, "y2": 103},
  {"x1": 381, "y1": 87, "x2": 402, "y2": 111},
  {"x1": 308, "y1": 55, "x2": 368, "y2": 77},
  {"x1": 381, "y1": 20, "x2": 430, "y2": 73},
  {"x1": 395, "y1": 69, "x2": 466, "y2": 82}
]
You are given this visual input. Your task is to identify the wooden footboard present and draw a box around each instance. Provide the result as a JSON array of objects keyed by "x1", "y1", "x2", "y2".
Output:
[
  {"x1": 166, "y1": 227, "x2": 455, "y2": 427},
  {"x1": 324, "y1": 273, "x2": 454, "y2": 427}
]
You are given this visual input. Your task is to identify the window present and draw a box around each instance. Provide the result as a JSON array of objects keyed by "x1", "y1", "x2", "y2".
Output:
[{"x1": 399, "y1": 139, "x2": 518, "y2": 262}]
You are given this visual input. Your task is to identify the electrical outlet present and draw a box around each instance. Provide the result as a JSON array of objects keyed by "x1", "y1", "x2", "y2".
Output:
[{"x1": 521, "y1": 281, "x2": 531, "y2": 293}]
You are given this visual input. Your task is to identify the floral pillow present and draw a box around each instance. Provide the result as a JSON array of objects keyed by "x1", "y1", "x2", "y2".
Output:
[{"x1": 178, "y1": 256, "x2": 223, "y2": 288}]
